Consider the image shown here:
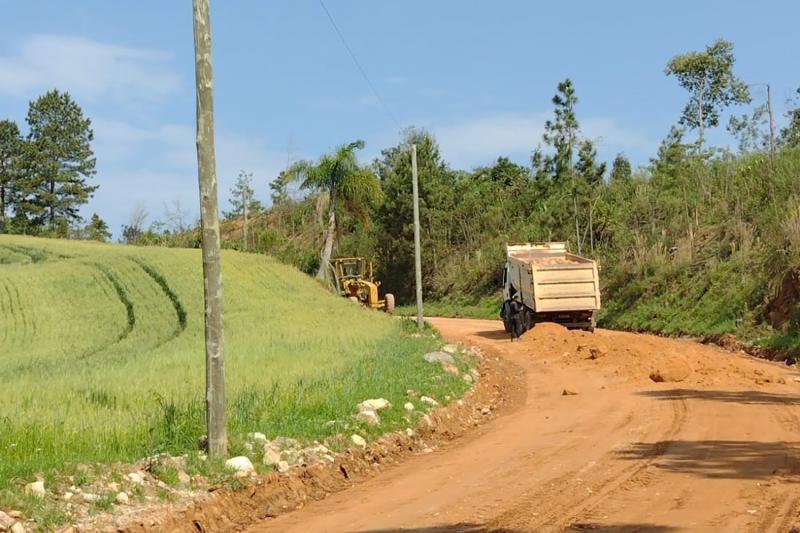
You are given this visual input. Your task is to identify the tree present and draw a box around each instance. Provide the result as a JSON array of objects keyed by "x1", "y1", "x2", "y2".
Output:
[
  {"x1": 25, "y1": 90, "x2": 98, "y2": 229},
  {"x1": 665, "y1": 39, "x2": 751, "y2": 149},
  {"x1": 0, "y1": 119, "x2": 22, "y2": 233},
  {"x1": 121, "y1": 203, "x2": 148, "y2": 244},
  {"x1": 780, "y1": 88, "x2": 800, "y2": 148},
  {"x1": 543, "y1": 79, "x2": 580, "y2": 181},
  {"x1": 728, "y1": 103, "x2": 770, "y2": 153},
  {"x1": 224, "y1": 170, "x2": 262, "y2": 219},
  {"x1": 610, "y1": 153, "x2": 632, "y2": 183},
  {"x1": 84, "y1": 213, "x2": 111, "y2": 242},
  {"x1": 288, "y1": 140, "x2": 382, "y2": 279},
  {"x1": 269, "y1": 170, "x2": 292, "y2": 206}
]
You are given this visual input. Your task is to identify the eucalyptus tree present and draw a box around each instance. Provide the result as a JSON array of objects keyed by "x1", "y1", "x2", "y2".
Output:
[
  {"x1": 288, "y1": 140, "x2": 382, "y2": 279},
  {"x1": 665, "y1": 39, "x2": 751, "y2": 149}
]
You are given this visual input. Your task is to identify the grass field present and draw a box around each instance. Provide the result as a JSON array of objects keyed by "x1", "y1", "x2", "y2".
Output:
[{"x1": 0, "y1": 235, "x2": 468, "y2": 524}]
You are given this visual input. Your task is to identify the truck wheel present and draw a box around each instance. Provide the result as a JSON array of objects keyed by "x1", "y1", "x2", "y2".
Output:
[{"x1": 384, "y1": 293, "x2": 395, "y2": 314}]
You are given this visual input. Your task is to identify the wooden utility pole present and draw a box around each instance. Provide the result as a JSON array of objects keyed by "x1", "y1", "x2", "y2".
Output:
[
  {"x1": 242, "y1": 186, "x2": 248, "y2": 251},
  {"x1": 767, "y1": 83, "x2": 776, "y2": 167},
  {"x1": 192, "y1": 0, "x2": 227, "y2": 458},
  {"x1": 411, "y1": 144, "x2": 423, "y2": 330}
]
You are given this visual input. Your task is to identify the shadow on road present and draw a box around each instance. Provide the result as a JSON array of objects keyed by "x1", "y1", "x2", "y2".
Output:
[
  {"x1": 616, "y1": 439, "x2": 800, "y2": 480},
  {"x1": 474, "y1": 330, "x2": 510, "y2": 341},
  {"x1": 637, "y1": 388, "x2": 800, "y2": 405},
  {"x1": 358, "y1": 524, "x2": 676, "y2": 533}
]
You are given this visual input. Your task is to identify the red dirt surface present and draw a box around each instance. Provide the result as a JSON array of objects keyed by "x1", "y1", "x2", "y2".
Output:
[{"x1": 242, "y1": 318, "x2": 800, "y2": 533}]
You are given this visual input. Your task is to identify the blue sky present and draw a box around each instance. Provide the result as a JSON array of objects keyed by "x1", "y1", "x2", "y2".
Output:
[{"x1": 1, "y1": 1, "x2": 798, "y2": 234}]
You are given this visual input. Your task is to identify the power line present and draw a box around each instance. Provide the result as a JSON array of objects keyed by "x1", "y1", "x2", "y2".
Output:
[{"x1": 318, "y1": 0, "x2": 401, "y2": 130}]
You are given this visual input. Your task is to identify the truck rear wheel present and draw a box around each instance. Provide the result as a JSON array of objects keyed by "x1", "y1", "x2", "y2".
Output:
[{"x1": 384, "y1": 293, "x2": 395, "y2": 314}]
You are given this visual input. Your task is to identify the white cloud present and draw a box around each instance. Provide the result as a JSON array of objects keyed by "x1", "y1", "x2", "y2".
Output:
[
  {"x1": 432, "y1": 112, "x2": 654, "y2": 169},
  {"x1": 0, "y1": 34, "x2": 180, "y2": 102}
]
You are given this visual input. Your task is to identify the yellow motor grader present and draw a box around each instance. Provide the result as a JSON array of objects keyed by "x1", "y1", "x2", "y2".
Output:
[{"x1": 330, "y1": 257, "x2": 395, "y2": 313}]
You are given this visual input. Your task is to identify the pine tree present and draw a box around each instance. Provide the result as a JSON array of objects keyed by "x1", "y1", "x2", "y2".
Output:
[
  {"x1": 84, "y1": 213, "x2": 111, "y2": 242},
  {"x1": 609, "y1": 153, "x2": 632, "y2": 183},
  {"x1": 0, "y1": 119, "x2": 22, "y2": 233},
  {"x1": 25, "y1": 90, "x2": 97, "y2": 230}
]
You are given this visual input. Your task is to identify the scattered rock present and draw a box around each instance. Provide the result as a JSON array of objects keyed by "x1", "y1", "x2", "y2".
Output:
[
  {"x1": 107, "y1": 481, "x2": 119, "y2": 492},
  {"x1": 10, "y1": 523, "x2": 25, "y2": 533},
  {"x1": 355, "y1": 409, "x2": 380, "y2": 425},
  {"x1": 421, "y1": 414, "x2": 434, "y2": 427},
  {"x1": 272, "y1": 437, "x2": 300, "y2": 450},
  {"x1": 224, "y1": 456, "x2": 255, "y2": 474},
  {"x1": 127, "y1": 472, "x2": 146, "y2": 485},
  {"x1": 351, "y1": 434, "x2": 367, "y2": 448},
  {"x1": 420, "y1": 396, "x2": 439, "y2": 407},
  {"x1": 177, "y1": 470, "x2": 191, "y2": 485},
  {"x1": 6, "y1": 513, "x2": 20, "y2": 520},
  {"x1": 463, "y1": 373, "x2": 473, "y2": 383},
  {"x1": 0, "y1": 511, "x2": 14, "y2": 529},
  {"x1": 562, "y1": 389, "x2": 579, "y2": 396},
  {"x1": 404, "y1": 402, "x2": 415, "y2": 411},
  {"x1": 276, "y1": 461, "x2": 290, "y2": 473},
  {"x1": 480, "y1": 406, "x2": 491, "y2": 415},
  {"x1": 24, "y1": 481, "x2": 45, "y2": 498},
  {"x1": 243, "y1": 442, "x2": 254, "y2": 452},
  {"x1": 115, "y1": 492, "x2": 130, "y2": 505},
  {"x1": 62, "y1": 491, "x2": 74, "y2": 501},
  {"x1": 405, "y1": 428, "x2": 415, "y2": 437},
  {"x1": 262, "y1": 447, "x2": 281, "y2": 466},
  {"x1": 441, "y1": 362, "x2": 460, "y2": 375},
  {"x1": 357, "y1": 398, "x2": 391, "y2": 411},
  {"x1": 420, "y1": 447, "x2": 434, "y2": 454},
  {"x1": 423, "y1": 351, "x2": 455, "y2": 364},
  {"x1": 442, "y1": 344, "x2": 459, "y2": 354},
  {"x1": 55, "y1": 527, "x2": 78, "y2": 533},
  {"x1": 81, "y1": 493, "x2": 100, "y2": 503},
  {"x1": 649, "y1": 355, "x2": 692, "y2": 383},
  {"x1": 247, "y1": 432, "x2": 268, "y2": 444}
]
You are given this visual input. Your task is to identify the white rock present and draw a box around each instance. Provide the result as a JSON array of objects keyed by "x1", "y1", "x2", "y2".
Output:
[
  {"x1": 178, "y1": 470, "x2": 191, "y2": 485},
  {"x1": 24, "y1": 481, "x2": 45, "y2": 498},
  {"x1": 423, "y1": 351, "x2": 455, "y2": 364},
  {"x1": 351, "y1": 434, "x2": 367, "y2": 448},
  {"x1": 107, "y1": 482, "x2": 119, "y2": 492},
  {"x1": 62, "y1": 491, "x2": 74, "y2": 502},
  {"x1": 224, "y1": 456, "x2": 255, "y2": 473},
  {"x1": 463, "y1": 373, "x2": 473, "y2": 383},
  {"x1": 322, "y1": 454, "x2": 336, "y2": 462},
  {"x1": 127, "y1": 472, "x2": 145, "y2": 485},
  {"x1": 276, "y1": 460, "x2": 290, "y2": 473},
  {"x1": 357, "y1": 398, "x2": 391, "y2": 412},
  {"x1": 262, "y1": 447, "x2": 281, "y2": 466},
  {"x1": 0, "y1": 511, "x2": 14, "y2": 529},
  {"x1": 403, "y1": 402, "x2": 415, "y2": 411},
  {"x1": 248, "y1": 432, "x2": 268, "y2": 444},
  {"x1": 469, "y1": 368, "x2": 480, "y2": 378},
  {"x1": 405, "y1": 428, "x2": 415, "y2": 437},
  {"x1": 115, "y1": 492, "x2": 130, "y2": 505},
  {"x1": 442, "y1": 344, "x2": 459, "y2": 354},
  {"x1": 10, "y1": 523, "x2": 25, "y2": 533},
  {"x1": 355, "y1": 409, "x2": 380, "y2": 425},
  {"x1": 81, "y1": 493, "x2": 99, "y2": 503},
  {"x1": 420, "y1": 396, "x2": 439, "y2": 407},
  {"x1": 442, "y1": 362, "x2": 460, "y2": 375}
]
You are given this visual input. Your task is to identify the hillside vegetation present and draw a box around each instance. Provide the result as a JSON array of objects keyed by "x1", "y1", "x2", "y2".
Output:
[{"x1": 0, "y1": 235, "x2": 467, "y2": 518}]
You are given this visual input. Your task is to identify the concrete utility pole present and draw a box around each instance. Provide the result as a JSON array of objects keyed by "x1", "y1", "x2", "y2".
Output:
[
  {"x1": 192, "y1": 0, "x2": 227, "y2": 458},
  {"x1": 242, "y1": 185, "x2": 248, "y2": 251},
  {"x1": 411, "y1": 144, "x2": 424, "y2": 330},
  {"x1": 767, "y1": 83, "x2": 776, "y2": 167}
]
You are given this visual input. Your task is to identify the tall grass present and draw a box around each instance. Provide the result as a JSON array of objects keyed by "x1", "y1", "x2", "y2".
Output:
[{"x1": 0, "y1": 235, "x2": 466, "y2": 512}]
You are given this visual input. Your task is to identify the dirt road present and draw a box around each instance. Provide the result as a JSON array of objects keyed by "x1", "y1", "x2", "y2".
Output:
[{"x1": 246, "y1": 318, "x2": 800, "y2": 532}]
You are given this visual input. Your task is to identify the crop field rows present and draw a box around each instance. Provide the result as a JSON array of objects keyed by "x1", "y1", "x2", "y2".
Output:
[{"x1": 0, "y1": 235, "x2": 468, "y2": 520}]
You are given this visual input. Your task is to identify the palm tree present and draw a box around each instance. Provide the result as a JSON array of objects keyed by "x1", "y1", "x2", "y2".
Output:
[{"x1": 288, "y1": 140, "x2": 382, "y2": 279}]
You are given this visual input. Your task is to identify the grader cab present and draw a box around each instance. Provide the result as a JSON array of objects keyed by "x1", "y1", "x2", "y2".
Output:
[{"x1": 331, "y1": 257, "x2": 395, "y2": 313}]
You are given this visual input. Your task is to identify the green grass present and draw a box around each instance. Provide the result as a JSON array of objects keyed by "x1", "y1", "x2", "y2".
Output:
[{"x1": 0, "y1": 235, "x2": 469, "y2": 525}]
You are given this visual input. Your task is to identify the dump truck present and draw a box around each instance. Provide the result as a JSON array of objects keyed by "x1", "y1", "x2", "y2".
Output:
[
  {"x1": 501, "y1": 242, "x2": 600, "y2": 333},
  {"x1": 331, "y1": 257, "x2": 395, "y2": 313}
]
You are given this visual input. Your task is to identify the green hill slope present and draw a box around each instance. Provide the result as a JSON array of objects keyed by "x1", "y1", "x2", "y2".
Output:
[{"x1": 0, "y1": 236, "x2": 464, "y2": 507}]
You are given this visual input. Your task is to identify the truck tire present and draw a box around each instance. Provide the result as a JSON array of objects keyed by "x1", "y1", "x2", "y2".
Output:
[{"x1": 384, "y1": 293, "x2": 395, "y2": 314}]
